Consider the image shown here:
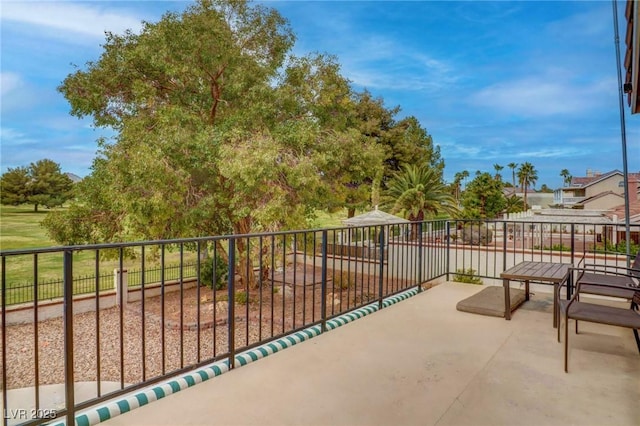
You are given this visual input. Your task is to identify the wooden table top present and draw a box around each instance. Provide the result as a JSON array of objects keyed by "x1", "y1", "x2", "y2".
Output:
[{"x1": 500, "y1": 261, "x2": 571, "y2": 283}]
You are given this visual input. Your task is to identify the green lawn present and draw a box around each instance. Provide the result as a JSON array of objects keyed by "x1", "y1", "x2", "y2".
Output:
[
  {"x1": 0, "y1": 205, "x2": 198, "y2": 304},
  {"x1": 0, "y1": 205, "x2": 351, "y2": 304},
  {"x1": 0, "y1": 205, "x2": 58, "y2": 250},
  {"x1": 307, "y1": 209, "x2": 349, "y2": 228}
]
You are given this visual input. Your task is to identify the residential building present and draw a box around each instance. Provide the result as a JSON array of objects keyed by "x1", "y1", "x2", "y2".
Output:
[{"x1": 553, "y1": 169, "x2": 640, "y2": 209}]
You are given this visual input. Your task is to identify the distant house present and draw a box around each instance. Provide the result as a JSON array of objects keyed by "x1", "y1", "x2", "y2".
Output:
[
  {"x1": 503, "y1": 187, "x2": 554, "y2": 209},
  {"x1": 553, "y1": 169, "x2": 640, "y2": 210},
  {"x1": 65, "y1": 172, "x2": 82, "y2": 183}
]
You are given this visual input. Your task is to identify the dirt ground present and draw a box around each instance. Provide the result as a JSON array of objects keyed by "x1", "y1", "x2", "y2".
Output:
[{"x1": 0, "y1": 267, "x2": 415, "y2": 390}]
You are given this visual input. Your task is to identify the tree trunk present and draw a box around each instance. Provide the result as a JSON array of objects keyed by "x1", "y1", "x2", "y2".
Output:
[
  {"x1": 234, "y1": 216, "x2": 257, "y2": 288},
  {"x1": 33, "y1": 204, "x2": 38, "y2": 213},
  {"x1": 347, "y1": 207, "x2": 356, "y2": 218},
  {"x1": 408, "y1": 210, "x2": 424, "y2": 240}
]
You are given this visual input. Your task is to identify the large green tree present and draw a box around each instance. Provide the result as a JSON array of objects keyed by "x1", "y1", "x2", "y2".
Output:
[
  {"x1": 347, "y1": 90, "x2": 444, "y2": 217},
  {"x1": 0, "y1": 166, "x2": 30, "y2": 206},
  {"x1": 517, "y1": 162, "x2": 538, "y2": 211},
  {"x1": 460, "y1": 172, "x2": 505, "y2": 219},
  {"x1": 0, "y1": 159, "x2": 74, "y2": 212},
  {"x1": 46, "y1": 0, "x2": 385, "y2": 286}
]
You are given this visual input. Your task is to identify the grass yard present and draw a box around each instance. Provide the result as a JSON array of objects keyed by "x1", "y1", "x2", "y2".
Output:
[
  {"x1": 0, "y1": 205, "x2": 198, "y2": 304},
  {"x1": 0, "y1": 205, "x2": 58, "y2": 250},
  {"x1": 0, "y1": 205, "x2": 350, "y2": 304},
  {"x1": 307, "y1": 209, "x2": 349, "y2": 228}
]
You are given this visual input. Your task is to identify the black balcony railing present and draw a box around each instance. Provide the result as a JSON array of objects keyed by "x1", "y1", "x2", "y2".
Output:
[{"x1": 0, "y1": 219, "x2": 637, "y2": 425}]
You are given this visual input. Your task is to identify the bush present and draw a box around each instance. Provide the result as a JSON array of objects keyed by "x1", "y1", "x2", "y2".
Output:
[
  {"x1": 461, "y1": 224, "x2": 493, "y2": 245},
  {"x1": 453, "y1": 268, "x2": 483, "y2": 285},
  {"x1": 336, "y1": 271, "x2": 356, "y2": 289},
  {"x1": 200, "y1": 254, "x2": 228, "y2": 290},
  {"x1": 595, "y1": 240, "x2": 640, "y2": 256},
  {"x1": 533, "y1": 244, "x2": 571, "y2": 252},
  {"x1": 234, "y1": 291, "x2": 249, "y2": 305}
]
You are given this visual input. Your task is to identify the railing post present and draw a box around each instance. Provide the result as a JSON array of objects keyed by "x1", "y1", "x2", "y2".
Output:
[
  {"x1": 446, "y1": 221, "x2": 451, "y2": 281},
  {"x1": 227, "y1": 238, "x2": 236, "y2": 369},
  {"x1": 417, "y1": 221, "x2": 423, "y2": 292},
  {"x1": 378, "y1": 226, "x2": 385, "y2": 310},
  {"x1": 570, "y1": 223, "x2": 575, "y2": 266},
  {"x1": 2, "y1": 256, "x2": 8, "y2": 426},
  {"x1": 114, "y1": 268, "x2": 128, "y2": 305},
  {"x1": 320, "y1": 230, "x2": 328, "y2": 333},
  {"x1": 502, "y1": 221, "x2": 508, "y2": 271},
  {"x1": 63, "y1": 250, "x2": 75, "y2": 424}
]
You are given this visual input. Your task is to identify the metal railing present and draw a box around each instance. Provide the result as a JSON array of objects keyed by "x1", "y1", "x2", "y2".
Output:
[
  {"x1": 0, "y1": 219, "x2": 638, "y2": 425},
  {"x1": 2, "y1": 263, "x2": 199, "y2": 306}
]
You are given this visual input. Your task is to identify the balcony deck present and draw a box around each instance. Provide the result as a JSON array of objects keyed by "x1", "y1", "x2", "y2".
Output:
[{"x1": 101, "y1": 282, "x2": 639, "y2": 426}]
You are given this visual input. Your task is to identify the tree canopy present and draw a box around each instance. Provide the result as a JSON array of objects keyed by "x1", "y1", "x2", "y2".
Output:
[
  {"x1": 47, "y1": 0, "x2": 445, "y2": 248},
  {"x1": 41, "y1": 0, "x2": 452, "y2": 285},
  {"x1": 460, "y1": 172, "x2": 505, "y2": 219},
  {"x1": 0, "y1": 159, "x2": 74, "y2": 212}
]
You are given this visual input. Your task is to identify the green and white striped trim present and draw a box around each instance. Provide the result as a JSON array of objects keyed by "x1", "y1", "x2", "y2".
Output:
[{"x1": 50, "y1": 287, "x2": 420, "y2": 426}]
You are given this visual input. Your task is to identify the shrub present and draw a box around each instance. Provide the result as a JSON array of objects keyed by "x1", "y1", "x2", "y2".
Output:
[
  {"x1": 235, "y1": 291, "x2": 249, "y2": 305},
  {"x1": 453, "y1": 268, "x2": 483, "y2": 285},
  {"x1": 200, "y1": 254, "x2": 228, "y2": 290},
  {"x1": 533, "y1": 244, "x2": 571, "y2": 252},
  {"x1": 461, "y1": 224, "x2": 493, "y2": 245},
  {"x1": 596, "y1": 240, "x2": 640, "y2": 256},
  {"x1": 336, "y1": 271, "x2": 356, "y2": 289},
  {"x1": 214, "y1": 292, "x2": 253, "y2": 305}
]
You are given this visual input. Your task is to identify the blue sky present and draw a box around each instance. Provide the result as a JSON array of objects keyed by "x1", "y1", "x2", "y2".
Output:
[{"x1": 1, "y1": 1, "x2": 639, "y2": 190}]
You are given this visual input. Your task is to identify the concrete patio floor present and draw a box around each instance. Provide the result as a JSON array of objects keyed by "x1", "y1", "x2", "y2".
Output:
[{"x1": 102, "y1": 282, "x2": 640, "y2": 426}]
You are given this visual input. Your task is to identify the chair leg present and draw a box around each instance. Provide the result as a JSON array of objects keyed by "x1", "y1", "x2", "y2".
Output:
[
  {"x1": 564, "y1": 313, "x2": 569, "y2": 373},
  {"x1": 633, "y1": 301, "x2": 639, "y2": 355}
]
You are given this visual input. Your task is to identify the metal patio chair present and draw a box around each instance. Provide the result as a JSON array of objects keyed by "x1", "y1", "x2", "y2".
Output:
[{"x1": 557, "y1": 269, "x2": 640, "y2": 372}]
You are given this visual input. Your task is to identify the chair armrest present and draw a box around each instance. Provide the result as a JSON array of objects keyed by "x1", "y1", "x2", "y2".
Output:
[
  {"x1": 583, "y1": 263, "x2": 640, "y2": 277},
  {"x1": 583, "y1": 262, "x2": 639, "y2": 271},
  {"x1": 570, "y1": 267, "x2": 640, "y2": 297}
]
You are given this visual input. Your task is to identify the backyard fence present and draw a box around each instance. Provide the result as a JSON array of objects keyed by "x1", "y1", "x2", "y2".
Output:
[{"x1": 2, "y1": 263, "x2": 199, "y2": 306}]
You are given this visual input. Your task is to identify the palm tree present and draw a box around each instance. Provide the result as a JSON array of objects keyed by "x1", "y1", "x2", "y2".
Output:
[
  {"x1": 507, "y1": 162, "x2": 518, "y2": 187},
  {"x1": 460, "y1": 170, "x2": 470, "y2": 191},
  {"x1": 493, "y1": 164, "x2": 504, "y2": 181},
  {"x1": 382, "y1": 165, "x2": 458, "y2": 239},
  {"x1": 517, "y1": 162, "x2": 538, "y2": 211},
  {"x1": 453, "y1": 172, "x2": 464, "y2": 203},
  {"x1": 560, "y1": 169, "x2": 572, "y2": 187},
  {"x1": 504, "y1": 194, "x2": 525, "y2": 214}
]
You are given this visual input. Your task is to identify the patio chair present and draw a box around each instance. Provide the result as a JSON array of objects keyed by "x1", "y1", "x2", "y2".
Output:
[
  {"x1": 557, "y1": 269, "x2": 640, "y2": 373},
  {"x1": 574, "y1": 251, "x2": 640, "y2": 298},
  {"x1": 554, "y1": 252, "x2": 639, "y2": 329}
]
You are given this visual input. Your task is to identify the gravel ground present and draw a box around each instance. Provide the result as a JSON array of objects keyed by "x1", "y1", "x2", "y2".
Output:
[{"x1": 1, "y1": 275, "x2": 412, "y2": 391}]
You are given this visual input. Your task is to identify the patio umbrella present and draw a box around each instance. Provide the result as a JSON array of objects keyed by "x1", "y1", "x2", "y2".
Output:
[{"x1": 341, "y1": 206, "x2": 410, "y2": 227}]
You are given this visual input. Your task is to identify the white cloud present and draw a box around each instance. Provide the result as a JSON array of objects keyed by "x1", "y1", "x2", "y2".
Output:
[
  {"x1": 339, "y1": 43, "x2": 458, "y2": 92},
  {"x1": 469, "y1": 75, "x2": 616, "y2": 117},
  {"x1": 0, "y1": 72, "x2": 23, "y2": 96},
  {"x1": 1, "y1": 2, "x2": 143, "y2": 40},
  {"x1": 0, "y1": 127, "x2": 35, "y2": 145},
  {"x1": 513, "y1": 147, "x2": 583, "y2": 159}
]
